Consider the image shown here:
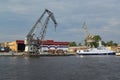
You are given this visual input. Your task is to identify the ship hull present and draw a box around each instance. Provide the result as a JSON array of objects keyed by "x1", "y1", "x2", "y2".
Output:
[{"x1": 77, "y1": 52, "x2": 115, "y2": 55}]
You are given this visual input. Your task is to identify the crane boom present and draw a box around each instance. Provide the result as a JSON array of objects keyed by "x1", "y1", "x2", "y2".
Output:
[
  {"x1": 24, "y1": 9, "x2": 57, "y2": 55},
  {"x1": 27, "y1": 9, "x2": 57, "y2": 37}
]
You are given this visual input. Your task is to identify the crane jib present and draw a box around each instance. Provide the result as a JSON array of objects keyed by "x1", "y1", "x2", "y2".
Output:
[{"x1": 24, "y1": 9, "x2": 57, "y2": 55}]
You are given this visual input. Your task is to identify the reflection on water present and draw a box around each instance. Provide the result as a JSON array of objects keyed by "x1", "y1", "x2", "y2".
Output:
[
  {"x1": 0, "y1": 56, "x2": 120, "y2": 80},
  {"x1": 8, "y1": 56, "x2": 30, "y2": 65}
]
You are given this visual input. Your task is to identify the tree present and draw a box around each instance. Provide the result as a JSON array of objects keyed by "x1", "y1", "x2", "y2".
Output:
[
  {"x1": 106, "y1": 40, "x2": 113, "y2": 46},
  {"x1": 113, "y1": 43, "x2": 118, "y2": 46},
  {"x1": 78, "y1": 43, "x2": 82, "y2": 46},
  {"x1": 69, "y1": 41, "x2": 77, "y2": 47},
  {"x1": 93, "y1": 35, "x2": 102, "y2": 47},
  {"x1": 84, "y1": 35, "x2": 102, "y2": 47},
  {"x1": 84, "y1": 35, "x2": 118, "y2": 47},
  {"x1": 106, "y1": 40, "x2": 118, "y2": 46},
  {"x1": 102, "y1": 41, "x2": 106, "y2": 46},
  {"x1": 93, "y1": 35, "x2": 101, "y2": 42}
]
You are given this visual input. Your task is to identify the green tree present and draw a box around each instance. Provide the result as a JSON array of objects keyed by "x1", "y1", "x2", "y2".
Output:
[
  {"x1": 93, "y1": 35, "x2": 102, "y2": 47},
  {"x1": 113, "y1": 43, "x2": 118, "y2": 46},
  {"x1": 102, "y1": 41, "x2": 106, "y2": 46},
  {"x1": 106, "y1": 40, "x2": 113, "y2": 46},
  {"x1": 93, "y1": 35, "x2": 101, "y2": 42},
  {"x1": 69, "y1": 41, "x2": 77, "y2": 46},
  {"x1": 78, "y1": 43, "x2": 82, "y2": 46},
  {"x1": 106, "y1": 40, "x2": 118, "y2": 46},
  {"x1": 84, "y1": 35, "x2": 102, "y2": 47}
]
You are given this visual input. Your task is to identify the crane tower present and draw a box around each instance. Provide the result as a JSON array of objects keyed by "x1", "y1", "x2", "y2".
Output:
[
  {"x1": 82, "y1": 22, "x2": 95, "y2": 48},
  {"x1": 24, "y1": 9, "x2": 57, "y2": 56}
]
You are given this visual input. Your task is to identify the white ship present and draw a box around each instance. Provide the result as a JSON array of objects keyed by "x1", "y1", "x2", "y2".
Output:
[{"x1": 76, "y1": 41, "x2": 115, "y2": 55}]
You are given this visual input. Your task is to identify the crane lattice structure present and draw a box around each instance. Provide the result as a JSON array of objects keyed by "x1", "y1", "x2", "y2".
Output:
[
  {"x1": 82, "y1": 22, "x2": 95, "y2": 48},
  {"x1": 24, "y1": 9, "x2": 57, "y2": 56}
]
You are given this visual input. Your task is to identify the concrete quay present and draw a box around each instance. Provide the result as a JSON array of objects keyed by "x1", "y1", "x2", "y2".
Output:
[
  {"x1": 0, "y1": 52, "x2": 23, "y2": 56},
  {"x1": 0, "y1": 52, "x2": 75, "y2": 56}
]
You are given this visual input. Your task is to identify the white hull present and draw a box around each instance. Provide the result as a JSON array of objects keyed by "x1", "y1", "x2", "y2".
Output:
[{"x1": 76, "y1": 48, "x2": 115, "y2": 55}]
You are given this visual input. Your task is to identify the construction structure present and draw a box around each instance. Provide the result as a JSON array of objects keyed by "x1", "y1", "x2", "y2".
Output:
[
  {"x1": 24, "y1": 9, "x2": 57, "y2": 56},
  {"x1": 82, "y1": 22, "x2": 95, "y2": 48},
  {"x1": 39, "y1": 40, "x2": 69, "y2": 54},
  {"x1": 2, "y1": 40, "x2": 69, "y2": 53}
]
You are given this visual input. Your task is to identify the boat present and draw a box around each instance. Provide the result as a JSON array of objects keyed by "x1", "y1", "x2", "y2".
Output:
[
  {"x1": 76, "y1": 41, "x2": 115, "y2": 55},
  {"x1": 0, "y1": 47, "x2": 9, "y2": 52}
]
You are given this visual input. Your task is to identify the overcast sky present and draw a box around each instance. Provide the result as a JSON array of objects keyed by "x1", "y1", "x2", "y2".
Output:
[{"x1": 0, "y1": 0, "x2": 120, "y2": 44}]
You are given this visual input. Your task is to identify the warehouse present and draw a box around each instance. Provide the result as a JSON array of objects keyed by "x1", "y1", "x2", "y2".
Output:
[
  {"x1": 7, "y1": 40, "x2": 25, "y2": 52},
  {"x1": 41, "y1": 40, "x2": 69, "y2": 53},
  {"x1": 6, "y1": 40, "x2": 69, "y2": 52}
]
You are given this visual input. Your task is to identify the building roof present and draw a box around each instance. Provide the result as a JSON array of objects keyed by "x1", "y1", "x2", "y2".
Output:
[
  {"x1": 16, "y1": 40, "x2": 24, "y2": 44},
  {"x1": 42, "y1": 40, "x2": 69, "y2": 45},
  {"x1": 16, "y1": 40, "x2": 69, "y2": 45}
]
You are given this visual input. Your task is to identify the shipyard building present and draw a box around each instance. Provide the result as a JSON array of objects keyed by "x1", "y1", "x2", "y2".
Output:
[{"x1": 2, "y1": 40, "x2": 69, "y2": 53}]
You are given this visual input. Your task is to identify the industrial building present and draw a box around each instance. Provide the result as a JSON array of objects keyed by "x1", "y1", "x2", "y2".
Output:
[
  {"x1": 2, "y1": 40, "x2": 69, "y2": 53},
  {"x1": 7, "y1": 40, "x2": 25, "y2": 52},
  {"x1": 41, "y1": 40, "x2": 69, "y2": 54},
  {"x1": 68, "y1": 46, "x2": 88, "y2": 53}
]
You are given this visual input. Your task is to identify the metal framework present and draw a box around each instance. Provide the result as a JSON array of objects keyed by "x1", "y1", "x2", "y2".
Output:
[
  {"x1": 24, "y1": 9, "x2": 57, "y2": 55},
  {"x1": 82, "y1": 22, "x2": 95, "y2": 48}
]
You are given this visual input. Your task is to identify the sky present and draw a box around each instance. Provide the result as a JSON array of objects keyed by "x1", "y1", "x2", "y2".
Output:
[{"x1": 0, "y1": 0, "x2": 120, "y2": 44}]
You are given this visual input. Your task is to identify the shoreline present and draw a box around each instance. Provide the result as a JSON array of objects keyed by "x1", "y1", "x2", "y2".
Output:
[
  {"x1": 0, "y1": 52, "x2": 75, "y2": 57},
  {"x1": 0, "y1": 52, "x2": 119, "y2": 57}
]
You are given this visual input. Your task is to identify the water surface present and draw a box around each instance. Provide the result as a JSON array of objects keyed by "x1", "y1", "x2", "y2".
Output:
[{"x1": 0, "y1": 55, "x2": 120, "y2": 80}]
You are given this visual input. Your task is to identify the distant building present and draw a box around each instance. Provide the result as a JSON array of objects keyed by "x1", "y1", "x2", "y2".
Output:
[
  {"x1": 4, "y1": 40, "x2": 69, "y2": 53},
  {"x1": 69, "y1": 46, "x2": 87, "y2": 53},
  {"x1": 41, "y1": 40, "x2": 69, "y2": 53},
  {"x1": 116, "y1": 44, "x2": 120, "y2": 52},
  {"x1": 7, "y1": 40, "x2": 25, "y2": 52}
]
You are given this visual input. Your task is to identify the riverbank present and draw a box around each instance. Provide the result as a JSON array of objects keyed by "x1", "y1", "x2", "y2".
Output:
[
  {"x1": 0, "y1": 52, "x2": 23, "y2": 56},
  {"x1": 1, "y1": 52, "x2": 119, "y2": 57},
  {"x1": 0, "y1": 52, "x2": 75, "y2": 56}
]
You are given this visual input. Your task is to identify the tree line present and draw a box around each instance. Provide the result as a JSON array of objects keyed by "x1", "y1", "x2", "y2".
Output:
[{"x1": 69, "y1": 35, "x2": 118, "y2": 47}]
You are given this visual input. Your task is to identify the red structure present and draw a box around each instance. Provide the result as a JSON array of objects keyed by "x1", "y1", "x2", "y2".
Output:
[
  {"x1": 16, "y1": 40, "x2": 24, "y2": 44},
  {"x1": 15, "y1": 40, "x2": 69, "y2": 52},
  {"x1": 16, "y1": 40, "x2": 69, "y2": 45},
  {"x1": 42, "y1": 40, "x2": 69, "y2": 45}
]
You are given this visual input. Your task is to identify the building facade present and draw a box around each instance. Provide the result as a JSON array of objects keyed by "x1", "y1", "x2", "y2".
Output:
[
  {"x1": 5, "y1": 40, "x2": 69, "y2": 53},
  {"x1": 7, "y1": 40, "x2": 25, "y2": 52}
]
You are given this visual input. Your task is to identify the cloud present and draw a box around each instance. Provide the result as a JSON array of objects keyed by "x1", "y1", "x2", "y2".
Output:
[{"x1": 0, "y1": 0, "x2": 120, "y2": 43}]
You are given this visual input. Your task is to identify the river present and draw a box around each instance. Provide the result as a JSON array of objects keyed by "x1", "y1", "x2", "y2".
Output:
[{"x1": 0, "y1": 55, "x2": 120, "y2": 80}]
